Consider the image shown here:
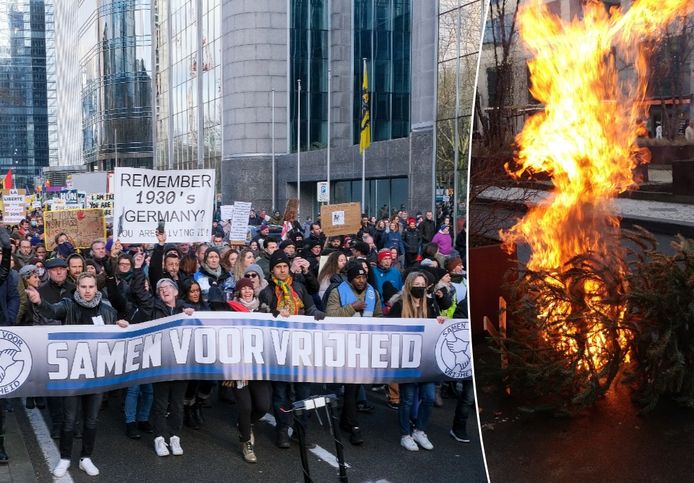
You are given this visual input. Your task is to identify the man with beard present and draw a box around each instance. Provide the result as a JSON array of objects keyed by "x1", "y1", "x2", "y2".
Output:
[
  {"x1": 324, "y1": 261, "x2": 382, "y2": 445},
  {"x1": 255, "y1": 237, "x2": 279, "y2": 275},
  {"x1": 13, "y1": 239, "x2": 34, "y2": 269},
  {"x1": 149, "y1": 230, "x2": 189, "y2": 292},
  {"x1": 322, "y1": 236, "x2": 344, "y2": 255},
  {"x1": 259, "y1": 251, "x2": 325, "y2": 449}
]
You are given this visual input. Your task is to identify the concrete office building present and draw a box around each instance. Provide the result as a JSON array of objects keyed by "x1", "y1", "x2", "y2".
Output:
[{"x1": 221, "y1": 0, "x2": 447, "y2": 218}]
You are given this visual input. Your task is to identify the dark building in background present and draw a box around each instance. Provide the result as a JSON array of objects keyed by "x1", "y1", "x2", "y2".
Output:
[
  {"x1": 78, "y1": 0, "x2": 153, "y2": 171},
  {"x1": 0, "y1": 0, "x2": 52, "y2": 189}
]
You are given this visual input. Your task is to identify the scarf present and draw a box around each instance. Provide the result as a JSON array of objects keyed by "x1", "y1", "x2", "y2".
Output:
[
  {"x1": 254, "y1": 279, "x2": 268, "y2": 297},
  {"x1": 272, "y1": 276, "x2": 304, "y2": 315},
  {"x1": 203, "y1": 263, "x2": 223, "y2": 279},
  {"x1": 236, "y1": 296, "x2": 260, "y2": 312},
  {"x1": 118, "y1": 270, "x2": 133, "y2": 283},
  {"x1": 73, "y1": 289, "x2": 102, "y2": 308}
]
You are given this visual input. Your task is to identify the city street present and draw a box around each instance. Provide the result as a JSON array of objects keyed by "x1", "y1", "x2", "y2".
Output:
[{"x1": 6, "y1": 386, "x2": 487, "y2": 483}]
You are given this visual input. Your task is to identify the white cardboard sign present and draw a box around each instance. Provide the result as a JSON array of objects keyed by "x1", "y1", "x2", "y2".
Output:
[{"x1": 113, "y1": 167, "x2": 216, "y2": 242}]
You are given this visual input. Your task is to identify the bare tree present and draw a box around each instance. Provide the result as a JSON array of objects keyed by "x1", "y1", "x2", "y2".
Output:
[{"x1": 649, "y1": 14, "x2": 694, "y2": 140}]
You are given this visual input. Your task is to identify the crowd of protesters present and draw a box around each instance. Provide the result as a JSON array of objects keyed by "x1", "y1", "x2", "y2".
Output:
[{"x1": 0, "y1": 206, "x2": 472, "y2": 477}]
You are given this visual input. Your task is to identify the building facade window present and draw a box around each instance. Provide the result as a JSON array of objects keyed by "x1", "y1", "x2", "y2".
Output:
[
  {"x1": 79, "y1": 0, "x2": 153, "y2": 170},
  {"x1": 353, "y1": 0, "x2": 411, "y2": 145},
  {"x1": 290, "y1": 0, "x2": 329, "y2": 152},
  {"x1": 153, "y1": 0, "x2": 222, "y2": 181},
  {"x1": 0, "y1": 0, "x2": 51, "y2": 188}
]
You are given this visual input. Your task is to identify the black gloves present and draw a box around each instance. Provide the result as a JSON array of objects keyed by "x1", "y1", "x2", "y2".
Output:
[
  {"x1": 313, "y1": 311, "x2": 326, "y2": 321},
  {"x1": 103, "y1": 257, "x2": 114, "y2": 277}
]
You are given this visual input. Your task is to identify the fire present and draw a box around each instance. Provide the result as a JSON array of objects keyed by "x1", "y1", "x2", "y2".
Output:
[{"x1": 501, "y1": 0, "x2": 689, "y2": 375}]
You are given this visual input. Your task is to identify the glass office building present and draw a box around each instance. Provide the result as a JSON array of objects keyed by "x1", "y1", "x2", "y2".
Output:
[
  {"x1": 289, "y1": 0, "x2": 329, "y2": 152},
  {"x1": 353, "y1": 0, "x2": 411, "y2": 144},
  {"x1": 153, "y1": 0, "x2": 222, "y2": 179},
  {"x1": 78, "y1": 0, "x2": 153, "y2": 170},
  {"x1": 0, "y1": 0, "x2": 52, "y2": 189}
]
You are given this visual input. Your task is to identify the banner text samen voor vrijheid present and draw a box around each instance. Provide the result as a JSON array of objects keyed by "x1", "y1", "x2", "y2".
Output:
[{"x1": 0, "y1": 312, "x2": 471, "y2": 397}]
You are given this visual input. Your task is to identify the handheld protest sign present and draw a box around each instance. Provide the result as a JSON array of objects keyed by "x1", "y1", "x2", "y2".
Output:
[
  {"x1": 229, "y1": 201, "x2": 252, "y2": 244},
  {"x1": 43, "y1": 209, "x2": 106, "y2": 251},
  {"x1": 112, "y1": 167, "x2": 216, "y2": 243},
  {"x1": 320, "y1": 202, "x2": 362, "y2": 237}
]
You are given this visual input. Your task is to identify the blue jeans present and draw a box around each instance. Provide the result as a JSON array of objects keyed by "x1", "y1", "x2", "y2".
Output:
[
  {"x1": 398, "y1": 382, "x2": 435, "y2": 436},
  {"x1": 272, "y1": 381, "x2": 313, "y2": 429},
  {"x1": 124, "y1": 384, "x2": 154, "y2": 423}
]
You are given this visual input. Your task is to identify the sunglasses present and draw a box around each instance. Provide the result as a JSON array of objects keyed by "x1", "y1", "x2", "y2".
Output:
[{"x1": 245, "y1": 273, "x2": 259, "y2": 279}]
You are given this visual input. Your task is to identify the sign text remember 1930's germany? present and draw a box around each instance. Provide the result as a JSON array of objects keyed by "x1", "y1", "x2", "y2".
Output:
[
  {"x1": 0, "y1": 312, "x2": 471, "y2": 397},
  {"x1": 112, "y1": 167, "x2": 216, "y2": 243}
]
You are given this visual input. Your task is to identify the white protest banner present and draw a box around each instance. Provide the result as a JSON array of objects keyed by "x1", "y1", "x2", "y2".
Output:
[
  {"x1": 1, "y1": 190, "x2": 26, "y2": 224},
  {"x1": 228, "y1": 201, "x2": 252, "y2": 243},
  {"x1": 113, "y1": 167, "x2": 215, "y2": 242},
  {"x1": 219, "y1": 204, "x2": 234, "y2": 221},
  {"x1": 0, "y1": 312, "x2": 471, "y2": 398}
]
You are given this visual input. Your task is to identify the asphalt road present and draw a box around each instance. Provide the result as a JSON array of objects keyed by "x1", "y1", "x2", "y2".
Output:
[
  {"x1": 475, "y1": 342, "x2": 694, "y2": 483},
  {"x1": 13, "y1": 385, "x2": 488, "y2": 483}
]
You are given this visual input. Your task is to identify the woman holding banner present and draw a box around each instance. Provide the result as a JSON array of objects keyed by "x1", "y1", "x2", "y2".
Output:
[
  {"x1": 26, "y1": 272, "x2": 130, "y2": 477},
  {"x1": 131, "y1": 271, "x2": 195, "y2": 458},
  {"x1": 216, "y1": 277, "x2": 272, "y2": 463},
  {"x1": 387, "y1": 271, "x2": 446, "y2": 453}
]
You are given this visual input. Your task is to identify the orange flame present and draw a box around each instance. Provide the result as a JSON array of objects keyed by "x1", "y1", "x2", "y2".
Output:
[{"x1": 502, "y1": 0, "x2": 690, "y2": 373}]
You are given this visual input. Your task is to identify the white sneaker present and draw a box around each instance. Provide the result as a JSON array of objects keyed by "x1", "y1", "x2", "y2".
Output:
[
  {"x1": 412, "y1": 430, "x2": 434, "y2": 450},
  {"x1": 154, "y1": 436, "x2": 170, "y2": 456},
  {"x1": 400, "y1": 435, "x2": 419, "y2": 451},
  {"x1": 169, "y1": 435, "x2": 183, "y2": 456},
  {"x1": 53, "y1": 458, "x2": 71, "y2": 477},
  {"x1": 79, "y1": 457, "x2": 100, "y2": 476}
]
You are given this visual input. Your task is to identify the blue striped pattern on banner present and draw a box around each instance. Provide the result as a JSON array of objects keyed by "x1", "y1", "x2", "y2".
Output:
[
  {"x1": 47, "y1": 317, "x2": 426, "y2": 340},
  {"x1": 46, "y1": 366, "x2": 422, "y2": 390}
]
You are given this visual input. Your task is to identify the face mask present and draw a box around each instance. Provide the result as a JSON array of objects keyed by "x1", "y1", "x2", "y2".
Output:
[
  {"x1": 451, "y1": 274, "x2": 464, "y2": 284},
  {"x1": 411, "y1": 286, "x2": 426, "y2": 299},
  {"x1": 36, "y1": 268, "x2": 45, "y2": 277},
  {"x1": 31, "y1": 221, "x2": 37, "y2": 227}
]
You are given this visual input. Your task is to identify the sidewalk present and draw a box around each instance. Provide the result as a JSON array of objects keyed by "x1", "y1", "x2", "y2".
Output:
[
  {"x1": 478, "y1": 186, "x2": 694, "y2": 237},
  {"x1": 1, "y1": 403, "x2": 38, "y2": 483}
]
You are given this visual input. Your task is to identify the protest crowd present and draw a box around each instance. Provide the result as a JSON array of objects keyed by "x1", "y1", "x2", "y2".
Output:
[{"x1": 0, "y1": 204, "x2": 472, "y2": 478}]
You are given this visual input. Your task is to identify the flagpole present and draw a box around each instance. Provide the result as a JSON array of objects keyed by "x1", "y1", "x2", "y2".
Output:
[
  {"x1": 326, "y1": 0, "x2": 332, "y2": 204},
  {"x1": 272, "y1": 89, "x2": 276, "y2": 211},
  {"x1": 327, "y1": 67, "x2": 331, "y2": 203},
  {"x1": 297, "y1": 79, "x2": 302, "y2": 217},
  {"x1": 361, "y1": 57, "x2": 367, "y2": 212}
]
